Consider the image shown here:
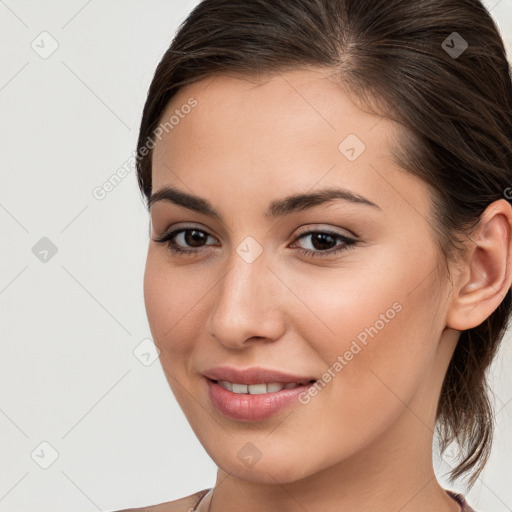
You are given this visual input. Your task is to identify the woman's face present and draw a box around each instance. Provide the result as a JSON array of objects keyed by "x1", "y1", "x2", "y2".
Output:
[{"x1": 144, "y1": 68, "x2": 458, "y2": 484}]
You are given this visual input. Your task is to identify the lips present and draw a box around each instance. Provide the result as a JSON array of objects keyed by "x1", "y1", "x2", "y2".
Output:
[
  {"x1": 202, "y1": 366, "x2": 318, "y2": 421},
  {"x1": 202, "y1": 365, "x2": 317, "y2": 386},
  {"x1": 206, "y1": 378, "x2": 316, "y2": 421},
  {"x1": 216, "y1": 381, "x2": 305, "y2": 394}
]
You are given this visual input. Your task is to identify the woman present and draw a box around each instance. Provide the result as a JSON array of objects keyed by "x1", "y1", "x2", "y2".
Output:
[{"x1": 116, "y1": 0, "x2": 512, "y2": 510}]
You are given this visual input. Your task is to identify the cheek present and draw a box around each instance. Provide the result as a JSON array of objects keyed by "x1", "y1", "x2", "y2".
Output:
[
  {"x1": 289, "y1": 248, "x2": 442, "y2": 413},
  {"x1": 143, "y1": 250, "x2": 212, "y2": 357},
  {"x1": 143, "y1": 252, "x2": 204, "y2": 410},
  {"x1": 143, "y1": 251, "x2": 178, "y2": 350}
]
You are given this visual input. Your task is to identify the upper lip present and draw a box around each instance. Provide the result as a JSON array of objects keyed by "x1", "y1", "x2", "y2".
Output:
[{"x1": 203, "y1": 366, "x2": 317, "y2": 385}]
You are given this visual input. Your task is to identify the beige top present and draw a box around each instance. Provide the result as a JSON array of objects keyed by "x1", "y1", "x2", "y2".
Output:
[
  {"x1": 112, "y1": 487, "x2": 476, "y2": 511},
  {"x1": 192, "y1": 488, "x2": 477, "y2": 512}
]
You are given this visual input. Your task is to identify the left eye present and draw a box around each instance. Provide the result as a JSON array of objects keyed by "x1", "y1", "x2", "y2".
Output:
[
  {"x1": 153, "y1": 227, "x2": 358, "y2": 259},
  {"x1": 292, "y1": 231, "x2": 356, "y2": 256},
  {"x1": 291, "y1": 230, "x2": 357, "y2": 258}
]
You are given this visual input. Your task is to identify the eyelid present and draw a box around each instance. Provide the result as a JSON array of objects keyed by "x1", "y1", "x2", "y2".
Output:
[
  {"x1": 156, "y1": 222, "x2": 217, "y2": 239},
  {"x1": 160, "y1": 222, "x2": 356, "y2": 242},
  {"x1": 157, "y1": 224, "x2": 359, "y2": 256},
  {"x1": 154, "y1": 222, "x2": 361, "y2": 261},
  {"x1": 293, "y1": 223, "x2": 358, "y2": 239}
]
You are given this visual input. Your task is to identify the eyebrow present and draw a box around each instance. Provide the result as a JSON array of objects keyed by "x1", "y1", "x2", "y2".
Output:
[{"x1": 148, "y1": 185, "x2": 381, "y2": 221}]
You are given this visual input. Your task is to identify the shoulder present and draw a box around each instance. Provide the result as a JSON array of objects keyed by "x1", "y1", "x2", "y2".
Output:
[{"x1": 110, "y1": 488, "x2": 212, "y2": 512}]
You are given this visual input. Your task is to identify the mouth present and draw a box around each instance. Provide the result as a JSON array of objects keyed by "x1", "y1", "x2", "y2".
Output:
[
  {"x1": 206, "y1": 378, "x2": 317, "y2": 395},
  {"x1": 205, "y1": 377, "x2": 318, "y2": 422}
]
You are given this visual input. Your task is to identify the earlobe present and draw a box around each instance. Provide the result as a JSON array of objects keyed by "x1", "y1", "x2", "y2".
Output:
[{"x1": 445, "y1": 199, "x2": 512, "y2": 332}]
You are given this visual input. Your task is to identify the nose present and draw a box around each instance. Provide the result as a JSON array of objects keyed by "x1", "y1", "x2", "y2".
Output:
[{"x1": 206, "y1": 247, "x2": 286, "y2": 349}]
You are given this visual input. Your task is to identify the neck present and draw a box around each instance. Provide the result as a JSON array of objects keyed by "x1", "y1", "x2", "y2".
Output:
[{"x1": 209, "y1": 421, "x2": 461, "y2": 512}]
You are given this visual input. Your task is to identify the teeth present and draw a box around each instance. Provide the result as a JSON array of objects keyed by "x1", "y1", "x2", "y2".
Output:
[
  {"x1": 247, "y1": 383, "x2": 267, "y2": 394},
  {"x1": 217, "y1": 380, "x2": 306, "y2": 394},
  {"x1": 219, "y1": 380, "x2": 233, "y2": 392},
  {"x1": 232, "y1": 383, "x2": 248, "y2": 393}
]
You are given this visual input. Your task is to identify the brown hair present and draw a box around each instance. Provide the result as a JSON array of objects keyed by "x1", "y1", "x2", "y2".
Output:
[{"x1": 136, "y1": 0, "x2": 512, "y2": 488}]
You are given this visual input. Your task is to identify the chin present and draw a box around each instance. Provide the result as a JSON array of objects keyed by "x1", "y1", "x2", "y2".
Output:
[{"x1": 210, "y1": 447, "x2": 319, "y2": 484}]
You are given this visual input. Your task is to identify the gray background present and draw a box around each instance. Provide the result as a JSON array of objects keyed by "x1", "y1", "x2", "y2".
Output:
[{"x1": 0, "y1": 1, "x2": 511, "y2": 511}]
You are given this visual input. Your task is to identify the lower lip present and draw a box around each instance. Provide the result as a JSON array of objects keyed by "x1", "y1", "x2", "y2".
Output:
[{"x1": 205, "y1": 378, "x2": 315, "y2": 422}]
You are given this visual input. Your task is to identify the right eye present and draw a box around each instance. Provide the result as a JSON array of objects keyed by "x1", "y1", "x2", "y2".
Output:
[{"x1": 153, "y1": 226, "x2": 219, "y2": 256}]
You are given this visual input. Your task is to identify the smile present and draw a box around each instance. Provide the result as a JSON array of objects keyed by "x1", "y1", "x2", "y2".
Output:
[
  {"x1": 214, "y1": 379, "x2": 316, "y2": 394},
  {"x1": 206, "y1": 378, "x2": 317, "y2": 421}
]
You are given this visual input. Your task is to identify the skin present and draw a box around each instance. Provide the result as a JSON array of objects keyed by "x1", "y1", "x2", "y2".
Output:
[{"x1": 144, "y1": 67, "x2": 512, "y2": 512}]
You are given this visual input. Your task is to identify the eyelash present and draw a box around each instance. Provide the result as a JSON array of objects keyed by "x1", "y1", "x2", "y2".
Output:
[{"x1": 153, "y1": 224, "x2": 358, "y2": 259}]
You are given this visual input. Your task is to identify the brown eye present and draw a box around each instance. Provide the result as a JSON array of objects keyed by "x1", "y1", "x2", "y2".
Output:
[
  {"x1": 153, "y1": 226, "x2": 218, "y2": 256},
  {"x1": 305, "y1": 232, "x2": 338, "y2": 250},
  {"x1": 291, "y1": 230, "x2": 357, "y2": 259},
  {"x1": 180, "y1": 229, "x2": 209, "y2": 247}
]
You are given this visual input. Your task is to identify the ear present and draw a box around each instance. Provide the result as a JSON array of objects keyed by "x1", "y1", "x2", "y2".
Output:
[{"x1": 446, "y1": 199, "x2": 512, "y2": 331}]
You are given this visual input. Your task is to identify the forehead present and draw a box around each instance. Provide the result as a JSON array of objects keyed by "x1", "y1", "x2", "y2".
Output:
[
  {"x1": 151, "y1": 68, "x2": 431, "y2": 220},
  {"x1": 154, "y1": 68, "x2": 386, "y2": 160}
]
